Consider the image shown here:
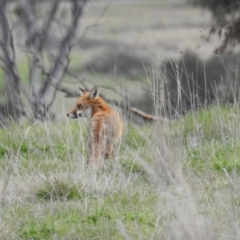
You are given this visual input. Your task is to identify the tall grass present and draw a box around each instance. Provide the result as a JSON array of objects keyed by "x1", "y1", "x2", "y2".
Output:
[
  {"x1": 145, "y1": 59, "x2": 240, "y2": 239},
  {"x1": 1, "y1": 59, "x2": 240, "y2": 239}
]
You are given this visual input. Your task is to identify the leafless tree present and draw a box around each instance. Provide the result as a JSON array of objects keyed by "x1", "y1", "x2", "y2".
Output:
[{"x1": 0, "y1": 0, "x2": 88, "y2": 122}]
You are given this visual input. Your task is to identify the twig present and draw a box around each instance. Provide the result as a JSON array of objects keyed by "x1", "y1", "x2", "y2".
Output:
[
  {"x1": 72, "y1": 6, "x2": 109, "y2": 46},
  {"x1": 73, "y1": 21, "x2": 109, "y2": 47}
]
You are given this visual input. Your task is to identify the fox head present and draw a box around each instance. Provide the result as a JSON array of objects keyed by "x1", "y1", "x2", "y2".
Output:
[{"x1": 67, "y1": 86, "x2": 100, "y2": 119}]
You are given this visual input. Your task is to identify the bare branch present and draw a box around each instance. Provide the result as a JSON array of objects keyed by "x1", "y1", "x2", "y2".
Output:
[
  {"x1": 73, "y1": 21, "x2": 108, "y2": 47},
  {"x1": 72, "y1": 6, "x2": 108, "y2": 47},
  {"x1": 39, "y1": 0, "x2": 59, "y2": 50},
  {"x1": 57, "y1": 85, "x2": 79, "y2": 98}
]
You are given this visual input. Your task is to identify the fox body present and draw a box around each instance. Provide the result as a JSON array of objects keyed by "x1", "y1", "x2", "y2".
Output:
[{"x1": 67, "y1": 86, "x2": 123, "y2": 165}]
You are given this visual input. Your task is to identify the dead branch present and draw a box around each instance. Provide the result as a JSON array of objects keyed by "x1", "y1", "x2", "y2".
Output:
[{"x1": 129, "y1": 107, "x2": 168, "y2": 122}]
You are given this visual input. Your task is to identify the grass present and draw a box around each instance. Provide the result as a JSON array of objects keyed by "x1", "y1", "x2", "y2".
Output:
[
  {"x1": 14, "y1": 192, "x2": 156, "y2": 239},
  {"x1": 1, "y1": 104, "x2": 240, "y2": 239},
  {"x1": 177, "y1": 105, "x2": 240, "y2": 173}
]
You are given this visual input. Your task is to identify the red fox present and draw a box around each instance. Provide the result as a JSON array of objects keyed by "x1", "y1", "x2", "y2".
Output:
[{"x1": 67, "y1": 86, "x2": 123, "y2": 166}]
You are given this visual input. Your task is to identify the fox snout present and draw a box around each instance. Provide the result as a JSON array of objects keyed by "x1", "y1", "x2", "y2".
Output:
[
  {"x1": 66, "y1": 112, "x2": 77, "y2": 119},
  {"x1": 67, "y1": 109, "x2": 83, "y2": 118},
  {"x1": 67, "y1": 108, "x2": 78, "y2": 119}
]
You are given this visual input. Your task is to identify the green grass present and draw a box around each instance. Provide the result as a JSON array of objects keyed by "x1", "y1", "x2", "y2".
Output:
[
  {"x1": 3, "y1": 190, "x2": 156, "y2": 239},
  {"x1": 1, "y1": 105, "x2": 240, "y2": 239},
  {"x1": 174, "y1": 105, "x2": 240, "y2": 174},
  {"x1": 178, "y1": 105, "x2": 240, "y2": 142},
  {"x1": 187, "y1": 141, "x2": 240, "y2": 173}
]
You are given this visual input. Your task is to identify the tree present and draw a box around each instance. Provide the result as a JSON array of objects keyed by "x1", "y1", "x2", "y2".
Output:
[
  {"x1": 189, "y1": 0, "x2": 240, "y2": 53},
  {"x1": 0, "y1": 0, "x2": 88, "y2": 122}
]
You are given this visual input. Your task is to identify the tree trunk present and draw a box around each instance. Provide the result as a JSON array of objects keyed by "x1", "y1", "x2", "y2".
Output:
[{"x1": 0, "y1": 0, "x2": 25, "y2": 122}]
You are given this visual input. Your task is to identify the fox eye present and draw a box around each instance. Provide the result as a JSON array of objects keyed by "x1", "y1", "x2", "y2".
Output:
[{"x1": 76, "y1": 104, "x2": 83, "y2": 110}]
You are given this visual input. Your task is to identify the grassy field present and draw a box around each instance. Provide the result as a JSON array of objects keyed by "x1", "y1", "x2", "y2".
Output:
[
  {"x1": 1, "y1": 103, "x2": 240, "y2": 239},
  {"x1": 1, "y1": 1, "x2": 240, "y2": 239}
]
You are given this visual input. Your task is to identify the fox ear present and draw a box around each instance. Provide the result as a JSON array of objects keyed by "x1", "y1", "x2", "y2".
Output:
[
  {"x1": 79, "y1": 87, "x2": 85, "y2": 96},
  {"x1": 88, "y1": 86, "x2": 99, "y2": 99}
]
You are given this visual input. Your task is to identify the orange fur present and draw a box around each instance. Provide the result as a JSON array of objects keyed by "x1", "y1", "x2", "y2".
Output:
[{"x1": 67, "y1": 86, "x2": 123, "y2": 165}]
